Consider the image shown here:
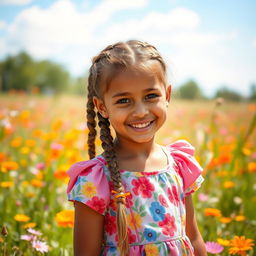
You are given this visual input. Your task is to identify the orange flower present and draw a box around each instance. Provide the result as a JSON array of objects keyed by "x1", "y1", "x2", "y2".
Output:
[
  {"x1": 228, "y1": 236, "x2": 254, "y2": 255},
  {"x1": 31, "y1": 179, "x2": 44, "y2": 188},
  {"x1": 223, "y1": 181, "x2": 235, "y2": 188},
  {"x1": 55, "y1": 210, "x2": 74, "y2": 228},
  {"x1": 23, "y1": 222, "x2": 36, "y2": 229},
  {"x1": 204, "y1": 208, "x2": 222, "y2": 217},
  {"x1": 248, "y1": 162, "x2": 256, "y2": 173},
  {"x1": 14, "y1": 214, "x2": 30, "y2": 222},
  {"x1": 1, "y1": 161, "x2": 19, "y2": 172},
  {"x1": 219, "y1": 217, "x2": 232, "y2": 224},
  {"x1": 234, "y1": 215, "x2": 246, "y2": 222},
  {"x1": 54, "y1": 169, "x2": 69, "y2": 180},
  {"x1": 0, "y1": 181, "x2": 14, "y2": 188},
  {"x1": 0, "y1": 152, "x2": 7, "y2": 162}
]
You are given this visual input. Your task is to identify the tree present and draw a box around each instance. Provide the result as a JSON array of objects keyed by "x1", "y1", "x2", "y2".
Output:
[
  {"x1": 178, "y1": 80, "x2": 204, "y2": 99},
  {"x1": 249, "y1": 83, "x2": 256, "y2": 101},
  {"x1": 214, "y1": 86, "x2": 243, "y2": 101}
]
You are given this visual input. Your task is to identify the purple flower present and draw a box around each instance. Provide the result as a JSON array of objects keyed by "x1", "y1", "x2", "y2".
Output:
[
  {"x1": 205, "y1": 241, "x2": 224, "y2": 254},
  {"x1": 27, "y1": 228, "x2": 42, "y2": 236},
  {"x1": 21, "y1": 235, "x2": 34, "y2": 241}
]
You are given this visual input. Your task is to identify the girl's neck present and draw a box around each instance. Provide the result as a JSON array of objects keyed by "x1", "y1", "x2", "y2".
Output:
[{"x1": 113, "y1": 137, "x2": 159, "y2": 159}]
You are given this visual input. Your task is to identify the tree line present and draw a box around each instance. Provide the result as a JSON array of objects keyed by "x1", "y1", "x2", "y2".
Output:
[{"x1": 0, "y1": 52, "x2": 255, "y2": 101}]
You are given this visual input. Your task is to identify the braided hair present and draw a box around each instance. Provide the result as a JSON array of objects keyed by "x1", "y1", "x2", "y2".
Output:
[{"x1": 86, "y1": 40, "x2": 167, "y2": 256}]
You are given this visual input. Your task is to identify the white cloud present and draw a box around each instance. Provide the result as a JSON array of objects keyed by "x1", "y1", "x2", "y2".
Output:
[
  {"x1": 0, "y1": 0, "x2": 33, "y2": 5},
  {"x1": 253, "y1": 38, "x2": 256, "y2": 48},
  {"x1": 0, "y1": 20, "x2": 7, "y2": 30}
]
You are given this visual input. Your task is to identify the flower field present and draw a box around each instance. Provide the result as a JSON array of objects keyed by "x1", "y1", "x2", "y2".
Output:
[{"x1": 0, "y1": 93, "x2": 255, "y2": 255}]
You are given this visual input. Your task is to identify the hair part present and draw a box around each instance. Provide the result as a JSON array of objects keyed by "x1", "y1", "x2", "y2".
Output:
[{"x1": 86, "y1": 39, "x2": 167, "y2": 256}]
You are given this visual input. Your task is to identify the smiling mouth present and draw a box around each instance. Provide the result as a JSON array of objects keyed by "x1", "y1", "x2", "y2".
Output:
[{"x1": 128, "y1": 120, "x2": 154, "y2": 129}]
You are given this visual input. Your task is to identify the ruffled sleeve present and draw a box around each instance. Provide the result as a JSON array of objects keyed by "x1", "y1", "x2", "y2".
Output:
[
  {"x1": 66, "y1": 158, "x2": 110, "y2": 215},
  {"x1": 167, "y1": 140, "x2": 204, "y2": 196}
]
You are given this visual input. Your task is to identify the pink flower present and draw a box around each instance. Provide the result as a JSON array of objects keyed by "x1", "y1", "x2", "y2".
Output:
[
  {"x1": 198, "y1": 193, "x2": 209, "y2": 202},
  {"x1": 159, "y1": 213, "x2": 177, "y2": 236},
  {"x1": 27, "y1": 228, "x2": 42, "y2": 236},
  {"x1": 87, "y1": 196, "x2": 106, "y2": 214},
  {"x1": 21, "y1": 235, "x2": 34, "y2": 241},
  {"x1": 132, "y1": 177, "x2": 155, "y2": 198},
  {"x1": 36, "y1": 162, "x2": 45, "y2": 170},
  {"x1": 167, "y1": 186, "x2": 179, "y2": 206},
  {"x1": 205, "y1": 241, "x2": 224, "y2": 254},
  {"x1": 32, "y1": 240, "x2": 49, "y2": 253}
]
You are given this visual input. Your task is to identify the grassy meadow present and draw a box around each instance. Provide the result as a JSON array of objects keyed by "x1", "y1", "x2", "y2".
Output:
[{"x1": 0, "y1": 93, "x2": 255, "y2": 255}]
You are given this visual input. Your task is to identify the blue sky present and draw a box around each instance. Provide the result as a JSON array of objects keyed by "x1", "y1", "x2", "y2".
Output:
[{"x1": 0, "y1": 0, "x2": 255, "y2": 97}]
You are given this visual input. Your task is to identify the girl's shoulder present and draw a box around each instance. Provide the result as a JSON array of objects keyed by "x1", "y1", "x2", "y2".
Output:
[
  {"x1": 66, "y1": 155, "x2": 111, "y2": 215},
  {"x1": 165, "y1": 139, "x2": 204, "y2": 194}
]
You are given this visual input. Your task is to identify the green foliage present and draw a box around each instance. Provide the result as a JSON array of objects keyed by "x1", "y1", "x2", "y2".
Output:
[
  {"x1": 177, "y1": 80, "x2": 204, "y2": 99},
  {"x1": 249, "y1": 84, "x2": 256, "y2": 101},
  {"x1": 0, "y1": 52, "x2": 70, "y2": 94},
  {"x1": 214, "y1": 86, "x2": 243, "y2": 102}
]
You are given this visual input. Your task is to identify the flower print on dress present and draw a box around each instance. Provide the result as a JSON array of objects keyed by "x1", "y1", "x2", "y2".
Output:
[
  {"x1": 167, "y1": 185, "x2": 180, "y2": 206},
  {"x1": 159, "y1": 213, "x2": 177, "y2": 236},
  {"x1": 143, "y1": 228, "x2": 157, "y2": 242},
  {"x1": 128, "y1": 228, "x2": 136, "y2": 244},
  {"x1": 87, "y1": 196, "x2": 106, "y2": 214},
  {"x1": 131, "y1": 176, "x2": 155, "y2": 198},
  {"x1": 105, "y1": 213, "x2": 117, "y2": 235},
  {"x1": 158, "y1": 194, "x2": 168, "y2": 207},
  {"x1": 149, "y1": 202, "x2": 166, "y2": 221}
]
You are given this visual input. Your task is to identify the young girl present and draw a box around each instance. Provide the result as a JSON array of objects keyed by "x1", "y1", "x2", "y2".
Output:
[{"x1": 67, "y1": 40, "x2": 207, "y2": 256}]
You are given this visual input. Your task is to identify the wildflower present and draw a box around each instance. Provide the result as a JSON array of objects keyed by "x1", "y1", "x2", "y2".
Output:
[
  {"x1": 223, "y1": 181, "x2": 235, "y2": 188},
  {"x1": 32, "y1": 240, "x2": 49, "y2": 253},
  {"x1": 234, "y1": 215, "x2": 246, "y2": 221},
  {"x1": 219, "y1": 217, "x2": 232, "y2": 224},
  {"x1": 198, "y1": 193, "x2": 209, "y2": 202},
  {"x1": 1, "y1": 161, "x2": 19, "y2": 172},
  {"x1": 21, "y1": 234, "x2": 34, "y2": 241},
  {"x1": 217, "y1": 238, "x2": 230, "y2": 246},
  {"x1": 228, "y1": 236, "x2": 254, "y2": 255},
  {"x1": 23, "y1": 222, "x2": 36, "y2": 229},
  {"x1": 204, "y1": 208, "x2": 222, "y2": 217},
  {"x1": 55, "y1": 210, "x2": 74, "y2": 228},
  {"x1": 0, "y1": 181, "x2": 14, "y2": 188},
  {"x1": 31, "y1": 179, "x2": 44, "y2": 188},
  {"x1": 27, "y1": 228, "x2": 42, "y2": 236},
  {"x1": 248, "y1": 162, "x2": 256, "y2": 173},
  {"x1": 205, "y1": 241, "x2": 224, "y2": 254},
  {"x1": 14, "y1": 214, "x2": 30, "y2": 222}
]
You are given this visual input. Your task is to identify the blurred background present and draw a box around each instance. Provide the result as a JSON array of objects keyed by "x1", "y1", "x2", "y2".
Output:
[
  {"x1": 0, "y1": 0, "x2": 255, "y2": 100},
  {"x1": 0, "y1": 0, "x2": 255, "y2": 255}
]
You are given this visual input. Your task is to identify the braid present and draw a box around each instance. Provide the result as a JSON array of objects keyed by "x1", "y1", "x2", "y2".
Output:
[
  {"x1": 86, "y1": 65, "x2": 97, "y2": 159},
  {"x1": 97, "y1": 112, "x2": 129, "y2": 256}
]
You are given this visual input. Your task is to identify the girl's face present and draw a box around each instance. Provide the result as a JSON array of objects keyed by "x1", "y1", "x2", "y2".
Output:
[{"x1": 93, "y1": 65, "x2": 171, "y2": 145}]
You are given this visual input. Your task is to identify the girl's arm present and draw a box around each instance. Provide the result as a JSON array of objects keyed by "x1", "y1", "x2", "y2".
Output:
[
  {"x1": 74, "y1": 201, "x2": 105, "y2": 256},
  {"x1": 185, "y1": 195, "x2": 207, "y2": 256}
]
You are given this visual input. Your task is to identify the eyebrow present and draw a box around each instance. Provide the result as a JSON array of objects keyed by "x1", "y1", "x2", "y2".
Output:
[{"x1": 112, "y1": 88, "x2": 159, "y2": 98}]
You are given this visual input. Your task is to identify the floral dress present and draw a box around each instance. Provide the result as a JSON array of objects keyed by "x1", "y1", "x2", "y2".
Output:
[{"x1": 67, "y1": 140, "x2": 204, "y2": 256}]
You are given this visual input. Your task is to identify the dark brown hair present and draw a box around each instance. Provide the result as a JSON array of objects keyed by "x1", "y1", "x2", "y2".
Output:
[{"x1": 86, "y1": 40, "x2": 167, "y2": 256}]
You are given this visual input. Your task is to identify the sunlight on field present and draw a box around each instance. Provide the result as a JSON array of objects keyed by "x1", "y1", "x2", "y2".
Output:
[{"x1": 0, "y1": 94, "x2": 255, "y2": 255}]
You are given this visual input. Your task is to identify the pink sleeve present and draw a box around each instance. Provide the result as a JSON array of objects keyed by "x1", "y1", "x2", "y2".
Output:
[
  {"x1": 66, "y1": 159, "x2": 110, "y2": 215},
  {"x1": 167, "y1": 140, "x2": 204, "y2": 196}
]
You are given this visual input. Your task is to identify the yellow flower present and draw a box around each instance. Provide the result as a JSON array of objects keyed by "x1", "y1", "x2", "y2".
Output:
[
  {"x1": 234, "y1": 215, "x2": 246, "y2": 221},
  {"x1": 219, "y1": 217, "x2": 232, "y2": 224},
  {"x1": 127, "y1": 213, "x2": 142, "y2": 230},
  {"x1": 55, "y1": 210, "x2": 74, "y2": 228},
  {"x1": 26, "y1": 192, "x2": 35, "y2": 198},
  {"x1": 242, "y1": 147, "x2": 251, "y2": 156},
  {"x1": 204, "y1": 208, "x2": 222, "y2": 217},
  {"x1": 228, "y1": 236, "x2": 254, "y2": 255},
  {"x1": 82, "y1": 182, "x2": 97, "y2": 198},
  {"x1": 145, "y1": 244, "x2": 159, "y2": 256},
  {"x1": 14, "y1": 214, "x2": 30, "y2": 222},
  {"x1": 217, "y1": 238, "x2": 230, "y2": 246},
  {"x1": 0, "y1": 181, "x2": 14, "y2": 188},
  {"x1": 223, "y1": 181, "x2": 235, "y2": 188},
  {"x1": 1, "y1": 161, "x2": 19, "y2": 172},
  {"x1": 20, "y1": 159, "x2": 28, "y2": 167},
  {"x1": 23, "y1": 222, "x2": 36, "y2": 229},
  {"x1": 20, "y1": 147, "x2": 30, "y2": 154}
]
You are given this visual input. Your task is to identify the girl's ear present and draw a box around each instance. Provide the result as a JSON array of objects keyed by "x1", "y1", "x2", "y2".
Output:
[
  {"x1": 93, "y1": 96, "x2": 109, "y2": 118},
  {"x1": 166, "y1": 84, "x2": 172, "y2": 102}
]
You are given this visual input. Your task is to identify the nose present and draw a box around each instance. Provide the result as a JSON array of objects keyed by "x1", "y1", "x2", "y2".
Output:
[{"x1": 132, "y1": 101, "x2": 149, "y2": 118}]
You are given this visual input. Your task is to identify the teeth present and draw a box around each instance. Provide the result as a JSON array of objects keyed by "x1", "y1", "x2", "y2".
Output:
[{"x1": 130, "y1": 121, "x2": 151, "y2": 128}]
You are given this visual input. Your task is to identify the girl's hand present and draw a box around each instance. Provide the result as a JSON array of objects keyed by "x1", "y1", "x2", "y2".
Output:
[
  {"x1": 73, "y1": 201, "x2": 104, "y2": 256},
  {"x1": 185, "y1": 195, "x2": 207, "y2": 256}
]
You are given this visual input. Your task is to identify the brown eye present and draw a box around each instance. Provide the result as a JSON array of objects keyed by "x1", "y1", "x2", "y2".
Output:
[{"x1": 116, "y1": 98, "x2": 130, "y2": 104}]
